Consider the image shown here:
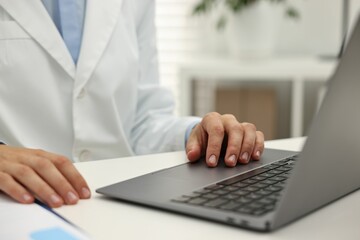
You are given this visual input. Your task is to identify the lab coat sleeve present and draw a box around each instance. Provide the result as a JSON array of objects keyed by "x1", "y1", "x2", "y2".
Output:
[{"x1": 130, "y1": 0, "x2": 201, "y2": 155}]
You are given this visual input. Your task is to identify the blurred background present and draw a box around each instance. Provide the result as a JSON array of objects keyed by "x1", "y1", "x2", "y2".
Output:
[{"x1": 154, "y1": 0, "x2": 360, "y2": 140}]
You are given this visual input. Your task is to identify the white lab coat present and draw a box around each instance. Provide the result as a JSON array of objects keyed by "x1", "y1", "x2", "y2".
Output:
[{"x1": 0, "y1": 0, "x2": 199, "y2": 162}]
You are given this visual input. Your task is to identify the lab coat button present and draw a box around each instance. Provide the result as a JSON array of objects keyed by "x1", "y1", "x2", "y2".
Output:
[
  {"x1": 77, "y1": 88, "x2": 86, "y2": 99},
  {"x1": 79, "y1": 150, "x2": 91, "y2": 162}
]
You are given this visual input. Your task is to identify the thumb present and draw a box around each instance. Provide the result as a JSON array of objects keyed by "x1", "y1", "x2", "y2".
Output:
[{"x1": 186, "y1": 127, "x2": 203, "y2": 162}]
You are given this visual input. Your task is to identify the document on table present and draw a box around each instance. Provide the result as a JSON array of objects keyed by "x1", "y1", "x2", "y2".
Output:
[{"x1": 0, "y1": 194, "x2": 91, "y2": 240}]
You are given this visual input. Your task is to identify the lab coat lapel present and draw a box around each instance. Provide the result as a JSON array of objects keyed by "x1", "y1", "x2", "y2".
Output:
[
  {"x1": 0, "y1": 0, "x2": 76, "y2": 78},
  {"x1": 75, "y1": 0, "x2": 123, "y2": 93}
]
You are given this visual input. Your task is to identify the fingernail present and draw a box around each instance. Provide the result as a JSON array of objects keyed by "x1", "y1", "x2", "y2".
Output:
[
  {"x1": 208, "y1": 155, "x2": 217, "y2": 165},
  {"x1": 81, "y1": 187, "x2": 91, "y2": 199},
  {"x1": 241, "y1": 152, "x2": 249, "y2": 163},
  {"x1": 255, "y1": 151, "x2": 261, "y2": 158},
  {"x1": 23, "y1": 193, "x2": 33, "y2": 203},
  {"x1": 50, "y1": 194, "x2": 62, "y2": 205},
  {"x1": 228, "y1": 155, "x2": 237, "y2": 166},
  {"x1": 187, "y1": 149, "x2": 194, "y2": 156},
  {"x1": 67, "y1": 191, "x2": 78, "y2": 204}
]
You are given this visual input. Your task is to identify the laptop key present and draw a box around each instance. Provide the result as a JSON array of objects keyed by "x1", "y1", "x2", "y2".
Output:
[
  {"x1": 250, "y1": 176, "x2": 267, "y2": 181},
  {"x1": 257, "y1": 198, "x2": 276, "y2": 205},
  {"x1": 251, "y1": 182, "x2": 269, "y2": 189},
  {"x1": 218, "y1": 168, "x2": 269, "y2": 186},
  {"x1": 262, "y1": 179, "x2": 278, "y2": 185},
  {"x1": 242, "y1": 179, "x2": 258, "y2": 185},
  {"x1": 232, "y1": 182, "x2": 249, "y2": 188},
  {"x1": 194, "y1": 189, "x2": 212, "y2": 194},
  {"x1": 204, "y1": 198, "x2": 229, "y2": 208},
  {"x1": 220, "y1": 201, "x2": 242, "y2": 210},
  {"x1": 264, "y1": 204, "x2": 277, "y2": 211},
  {"x1": 236, "y1": 206, "x2": 254, "y2": 214},
  {"x1": 204, "y1": 184, "x2": 223, "y2": 190},
  {"x1": 233, "y1": 189, "x2": 250, "y2": 197},
  {"x1": 277, "y1": 166, "x2": 292, "y2": 172},
  {"x1": 256, "y1": 189, "x2": 273, "y2": 196},
  {"x1": 278, "y1": 159, "x2": 291, "y2": 164},
  {"x1": 271, "y1": 176, "x2": 287, "y2": 182},
  {"x1": 235, "y1": 197, "x2": 252, "y2": 205},
  {"x1": 259, "y1": 172, "x2": 276, "y2": 178},
  {"x1": 222, "y1": 193, "x2": 241, "y2": 200},
  {"x1": 172, "y1": 196, "x2": 191, "y2": 203},
  {"x1": 202, "y1": 193, "x2": 220, "y2": 200},
  {"x1": 246, "y1": 193, "x2": 263, "y2": 200},
  {"x1": 267, "y1": 169, "x2": 284, "y2": 175},
  {"x1": 242, "y1": 186, "x2": 260, "y2": 192},
  {"x1": 212, "y1": 189, "x2": 230, "y2": 195},
  {"x1": 253, "y1": 208, "x2": 268, "y2": 216},
  {"x1": 262, "y1": 164, "x2": 279, "y2": 170},
  {"x1": 183, "y1": 192, "x2": 201, "y2": 198},
  {"x1": 248, "y1": 202, "x2": 265, "y2": 209},
  {"x1": 188, "y1": 197, "x2": 209, "y2": 205},
  {"x1": 266, "y1": 185, "x2": 284, "y2": 192},
  {"x1": 222, "y1": 186, "x2": 240, "y2": 192}
]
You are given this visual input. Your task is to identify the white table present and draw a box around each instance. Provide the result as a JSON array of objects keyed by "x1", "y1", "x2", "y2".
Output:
[
  {"x1": 178, "y1": 57, "x2": 337, "y2": 137},
  {"x1": 55, "y1": 137, "x2": 360, "y2": 240}
]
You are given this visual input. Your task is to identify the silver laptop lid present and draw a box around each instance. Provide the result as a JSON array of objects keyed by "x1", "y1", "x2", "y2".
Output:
[{"x1": 273, "y1": 15, "x2": 360, "y2": 229}]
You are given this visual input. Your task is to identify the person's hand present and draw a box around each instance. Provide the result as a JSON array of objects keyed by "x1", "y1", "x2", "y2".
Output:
[
  {"x1": 186, "y1": 112, "x2": 264, "y2": 167},
  {"x1": 0, "y1": 145, "x2": 91, "y2": 208}
]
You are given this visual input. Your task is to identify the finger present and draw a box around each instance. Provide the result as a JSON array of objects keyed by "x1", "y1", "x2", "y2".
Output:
[
  {"x1": 186, "y1": 130, "x2": 201, "y2": 162},
  {"x1": 238, "y1": 123, "x2": 257, "y2": 164},
  {"x1": 49, "y1": 154, "x2": 91, "y2": 200},
  {"x1": 26, "y1": 154, "x2": 80, "y2": 205},
  {"x1": 0, "y1": 172, "x2": 34, "y2": 204},
  {"x1": 3, "y1": 162, "x2": 64, "y2": 208},
  {"x1": 251, "y1": 131, "x2": 265, "y2": 160},
  {"x1": 33, "y1": 150, "x2": 91, "y2": 200},
  {"x1": 203, "y1": 113, "x2": 225, "y2": 167},
  {"x1": 186, "y1": 139, "x2": 202, "y2": 163},
  {"x1": 186, "y1": 124, "x2": 206, "y2": 162},
  {"x1": 222, "y1": 115, "x2": 244, "y2": 167}
]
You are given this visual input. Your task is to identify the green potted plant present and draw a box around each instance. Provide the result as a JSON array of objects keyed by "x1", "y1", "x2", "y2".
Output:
[
  {"x1": 193, "y1": 0, "x2": 299, "y2": 30},
  {"x1": 191, "y1": 0, "x2": 300, "y2": 58}
]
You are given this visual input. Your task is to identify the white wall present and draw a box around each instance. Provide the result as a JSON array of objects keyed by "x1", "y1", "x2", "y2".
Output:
[
  {"x1": 276, "y1": 0, "x2": 341, "y2": 56},
  {"x1": 276, "y1": 0, "x2": 360, "y2": 56}
]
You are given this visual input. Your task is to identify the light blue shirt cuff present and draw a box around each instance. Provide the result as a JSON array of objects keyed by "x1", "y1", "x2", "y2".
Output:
[{"x1": 185, "y1": 121, "x2": 201, "y2": 146}]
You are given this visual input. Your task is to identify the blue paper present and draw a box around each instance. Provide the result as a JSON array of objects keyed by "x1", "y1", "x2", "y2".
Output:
[{"x1": 30, "y1": 227, "x2": 79, "y2": 240}]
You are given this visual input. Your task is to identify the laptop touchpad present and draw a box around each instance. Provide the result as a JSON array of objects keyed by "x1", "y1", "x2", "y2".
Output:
[{"x1": 155, "y1": 148, "x2": 296, "y2": 186}]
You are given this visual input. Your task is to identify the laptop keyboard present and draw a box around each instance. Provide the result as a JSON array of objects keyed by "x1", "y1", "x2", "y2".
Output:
[{"x1": 172, "y1": 155, "x2": 298, "y2": 217}]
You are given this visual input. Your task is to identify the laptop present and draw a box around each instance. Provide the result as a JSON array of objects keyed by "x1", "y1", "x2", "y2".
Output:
[{"x1": 96, "y1": 16, "x2": 360, "y2": 232}]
